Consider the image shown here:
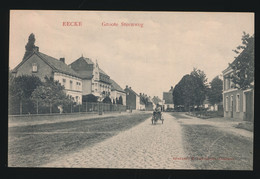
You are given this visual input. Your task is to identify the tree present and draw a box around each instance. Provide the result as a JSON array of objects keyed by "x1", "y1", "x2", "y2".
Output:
[
  {"x1": 172, "y1": 68, "x2": 208, "y2": 111},
  {"x1": 190, "y1": 68, "x2": 208, "y2": 107},
  {"x1": 9, "y1": 75, "x2": 43, "y2": 114},
  {"x1": 102, "y1": 96, "x2": 112, "y2": 104},
  {"x1": 9, "y1": 75, "x2": 42, "y2": 100},
  {"x1": 172, "y1": 74, "x2": 197, "y2": 111},
  {"x1": 23, "y1": 33, "x2": 37, "y2": 61},
  {"x1": 31, "y1": 76, "x2": 72, "y2": 113},
  {"x1": 229, "y1": 32, "x2": 254, "y2": 90},
  {"x1": 82, "y1": 94, "x2": 98, "y2": 103},
  {"x1": 208, "y1": 76, "x2": 223, "y2": 106}
]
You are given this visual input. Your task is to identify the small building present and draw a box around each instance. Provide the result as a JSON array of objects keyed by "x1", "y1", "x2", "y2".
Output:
[
  {"x1": 12, "y1": 48, "x2": 83, "y2": 104},
  {"x1": 139, "y1": 100, "x2": 146, "y2": 110},
  {"x1": 124, "y1": 85, "x2": 140, "y2": 110},
  {"x1": 163, "y1": 86, "x2": 174, "y2": 111},
  {"x1": 110, "y1": 79, "x2": 126, "y2": 105},
  {"x1": 146, "y1": 97, "x2": 156, "y2": 111}
]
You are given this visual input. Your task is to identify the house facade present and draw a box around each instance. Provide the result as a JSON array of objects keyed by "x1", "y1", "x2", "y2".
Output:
[
  {"x1": 222, "y1": 66, "x2": 254, "y2": 121},
  {"x1": 69, "y1": 57, "x2": 112, "y2": 100},
  {"x1": 110, "y1": 79, "x2": 126, "y2": 105},
  {"x1": 92, "y1": 62, "x2": 112, "y2": 98},
  {"x1": 68, "y1": 56, "x2": 94, "y2": 95},
  {"x1": 163, "y1": 86, "x2": 174, "y2": 111},
  {"x1": 146, "y1": 97, "x2": 156, "y2": 111},
  {"x1": 12, "y1": 48, "x2": 83, "y2": 104},
  {"x1": 124, "y1": 85, "x2": 140, "y2": 110}
]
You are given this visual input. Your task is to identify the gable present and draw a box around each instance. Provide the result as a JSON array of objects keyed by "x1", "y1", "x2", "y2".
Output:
[{"x1": 12, "y1": 53, "x2": 54, "y2": 80}]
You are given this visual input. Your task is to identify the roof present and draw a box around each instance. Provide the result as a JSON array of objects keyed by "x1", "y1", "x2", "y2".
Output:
[
  {"x1": 152, "y1": 96, "x2": 163, "y2": 104},
  {"x1": 110, "y1": 79, "x2": 125, "y2": 93},
  {"x1": 38, "y1": 52, "x2": 81, "y2": 78},
  {"x1": 13, "y1": 51, "x2": 81, "y2": 78},
  {"x1": 99, "y1": 67, "x2": 109, "y2": 76},
  {"x1": 124, "y1": 87, "x2": 139, "y2": 96},
  {"x1": 83, "y1": 57, "x2": 94, "y2": 64}
]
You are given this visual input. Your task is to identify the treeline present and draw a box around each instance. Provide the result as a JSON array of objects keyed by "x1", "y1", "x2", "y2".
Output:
[
  {"x1": 172, "y1": 68, "x2": 223, "y2": 112},
  {"x1": 8, "y1": 74, "x2": 123, "y2": 115}
]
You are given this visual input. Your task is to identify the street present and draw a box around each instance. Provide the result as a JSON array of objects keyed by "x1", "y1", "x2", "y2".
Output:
[{"x1": 8, "y1": 112, "x2": 253, "y2": 170}]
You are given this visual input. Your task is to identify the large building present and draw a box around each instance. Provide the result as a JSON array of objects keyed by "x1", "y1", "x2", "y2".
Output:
[
  {"x1": 12, "y1": 47, "x2": 83, "y2": 104},
  {"x1": 222, "y1": 67, "x2": 254, "y2": 121},
  {"x1": 69, "y1": 57, "x2": 112, "y2": 99},
  {"x1": 222, "y1": 46, "x2": 254, "y2": 121}
]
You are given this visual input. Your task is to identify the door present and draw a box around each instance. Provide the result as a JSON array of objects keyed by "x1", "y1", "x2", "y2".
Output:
[{"x1": 245, "y1": 91, "x2": 254, "y2": 121}]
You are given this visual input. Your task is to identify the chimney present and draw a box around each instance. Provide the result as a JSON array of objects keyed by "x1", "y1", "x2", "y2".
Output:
[
  {"x1": 33, "y1": 46, "x2": 39, "y2": 52},
  {"x1": 129, "y1": 87, "x2": 131, "y2": 89},
  {"x1": 60, "y1": 58, "x2": 65, "y2": 63},
  {"x1": 126, "y1": 85, "x2": 128, "y2": 88}
]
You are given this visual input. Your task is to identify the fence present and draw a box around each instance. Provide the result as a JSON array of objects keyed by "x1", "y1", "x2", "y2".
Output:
[{"x1": 8, "y1": 99, "x2": 127, "y2": 115}]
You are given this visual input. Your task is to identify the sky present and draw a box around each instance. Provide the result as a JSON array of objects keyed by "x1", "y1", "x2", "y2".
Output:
[{"x1": 9, "y1": 11, "x2": 254, "y2": 99}]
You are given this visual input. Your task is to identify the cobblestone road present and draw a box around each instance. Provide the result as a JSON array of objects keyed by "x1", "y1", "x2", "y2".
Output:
[{"x1": 42, "y1": 113, "x2": 194, "y2": 169}]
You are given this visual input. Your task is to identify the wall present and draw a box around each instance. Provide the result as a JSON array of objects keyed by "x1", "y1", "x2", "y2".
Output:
[
  {"x1": 14, "y1": 54, "x2": 53, "y2": 80},
  {"x1": 126, "y1": 89, "x2": 137, "y2": 109},
  {"x1": 53, "y1": 72, "x2": 82, "y2": 104},
  {"x1": 110, "y1": 90, "x2": 126, "y2": 105},
  {"x1": 223, "y1": 89, "x2": 244, "y2": 120},
  {"x1": 82, "y1": 79, "x2": 92, "y2": 95}
]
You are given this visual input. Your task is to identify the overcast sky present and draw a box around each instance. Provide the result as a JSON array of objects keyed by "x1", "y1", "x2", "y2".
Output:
[{"x1": 9, "y1": 11, "x2": 254, "y2": 99}]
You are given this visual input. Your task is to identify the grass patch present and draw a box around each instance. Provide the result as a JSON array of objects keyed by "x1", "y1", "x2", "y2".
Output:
[
  {"x1": 181, "y1": 124, "x2": 253, "y2": 170},
  {"x1": 186, "y1": 111, "x2": 224, "y2": 119},
  {"x1": 235, "y1": 122, "x2": 254, "y2": 132}
]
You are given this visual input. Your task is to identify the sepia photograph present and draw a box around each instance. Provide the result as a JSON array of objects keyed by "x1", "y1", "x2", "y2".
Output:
[{"x1": 8, "y1": 10, "x2": 254, "y2": 170}]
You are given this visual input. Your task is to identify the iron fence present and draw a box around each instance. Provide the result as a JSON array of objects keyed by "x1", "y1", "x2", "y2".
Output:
[{"x1": 8, "y1": 99, "x2": 127, "y2": 115}]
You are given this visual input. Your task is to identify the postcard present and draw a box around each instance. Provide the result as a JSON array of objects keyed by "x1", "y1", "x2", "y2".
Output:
[{"x1": 8, "y1": 10, "x2": 254, "y2": 170}]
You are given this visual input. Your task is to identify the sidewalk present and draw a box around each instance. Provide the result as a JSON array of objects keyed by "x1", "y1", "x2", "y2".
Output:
[
  {"x1": 179, "y1": 114, "x2": 253, "y2": 140},
  {"x1": 8, "y1": 111, "x2": 144, "y2": 128}
]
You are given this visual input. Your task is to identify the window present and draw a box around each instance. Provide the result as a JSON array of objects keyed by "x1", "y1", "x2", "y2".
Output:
[
  {"x1": 230, "y1": 96, "x2": 233, "y2": 111},
  {"x1": 70, "y1": 80, "x2": 73, "y2": 89},
  {"x1": 32, "y1": 63, "x2": 38, "y2": 72},
  {"x1": 236, "y1": 94, "x2": 240, "y2": 112},
  {"x1": 225, "y1": 78, "x2": 229, "y2": 90},
  {"x1": 225, "y1": 96, "x2": 229, "y2": 112},
  {"x1": 62, "y1": 79, "x2": 66, "y2": 86}
]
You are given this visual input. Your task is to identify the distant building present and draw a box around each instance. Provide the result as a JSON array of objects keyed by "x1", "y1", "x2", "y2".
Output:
[
  {"x1": 124, "y1": 85, "x2": 140, "y2": 110},
  {"x1": 163, "y1": 86, "x2": 174, "y2": 111},
  {"x1": 139, "y1": 100, "x2": 146, "y2": 110},
  {"x1": 12, "y1": 48, "x2": 82, "y2": 104},
  {"x1": 146, "y1": 97, "x2": 156, "y2": 111},
  {"x1": 110, "y1": 79, "x2": 126, "y2": 105},
  {"x1": 152, "y1": 96, "x2": 163, "y2": 106},
  {"x1": 222, "y1": 58, "x2": 254, "y2": 121}
]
